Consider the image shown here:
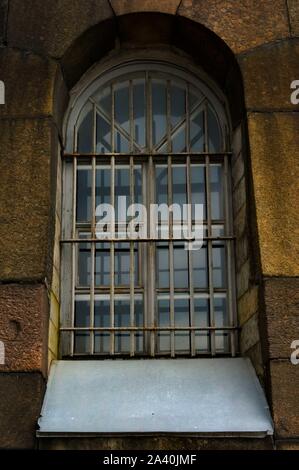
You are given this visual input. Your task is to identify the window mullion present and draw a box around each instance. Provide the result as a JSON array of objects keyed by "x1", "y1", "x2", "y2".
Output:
[
  {"x1": 204, "y1": 100, "x2": 216, "y2": 356},
  {"x1": 110, "y1": 83, "x2": 115, "y2": 355},
  {"x1": 186, "y1": 83, "x2": 196, "y2": 357},
  {"x1": 167, "y1": 80, "x2": 175, "y2": 358}
]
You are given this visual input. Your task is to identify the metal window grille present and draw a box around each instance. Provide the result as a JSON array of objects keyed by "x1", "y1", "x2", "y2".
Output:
[{"x1": 61, "y1": 64, "x2": 238, "y2": 357}]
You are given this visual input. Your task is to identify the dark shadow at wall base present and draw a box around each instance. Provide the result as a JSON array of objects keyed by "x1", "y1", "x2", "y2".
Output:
[{"x1": 37, "y1": 436, "x2": 274, "y2": 451}]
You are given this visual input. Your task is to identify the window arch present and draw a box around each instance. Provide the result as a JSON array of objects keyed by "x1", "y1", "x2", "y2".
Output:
[{"x1": 61, "y1": 59, "x2": 237, "y2": 358}]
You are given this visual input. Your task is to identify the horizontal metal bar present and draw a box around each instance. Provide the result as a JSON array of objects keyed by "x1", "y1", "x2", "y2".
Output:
[
  {"x1": 60, "y1": 326, "x2": 239, "y2": 332},
  {"x1": 61, "y1": 236, "x2": 235, "y2": 243},
  {"x1": 63, "y1": 151, "x2": 232, "y2": 158}
]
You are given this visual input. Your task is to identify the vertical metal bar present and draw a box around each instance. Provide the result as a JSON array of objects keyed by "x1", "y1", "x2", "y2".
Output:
[
  {"x1": 224, "y1": 154, "x2": 236, "y2": 356},
  {"x1": 167, "y1": 80, "x2": 175, "y2": 357},
  {"x1": 129, "y1": 79, "x2": 135, "y2": 356},
  {"x1": 147, "y1": 73, "x2": 155, "y2": 356},
  {"x1": 186, "y1": 84, "x2": 195, "y2": 356},
  {"x1": 205, "y1": 100, "x2": 216, "y2": 356},
  {"x1": 110, "y1": 83, "x2": 115, "y2": 355},
  {"x1": 90, "y1": 104, "x2": 96, "y2": 354},
  {"x1": 71, "y1": 154, "x2": 77, "y2": 356}
]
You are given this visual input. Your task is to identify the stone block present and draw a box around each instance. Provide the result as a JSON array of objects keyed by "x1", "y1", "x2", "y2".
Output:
[
  {"x1": 179, "y1": 0, "x2": 289, "y2": 54},
  {"x1": 234, "y1": 203, "x2": 247, "y2": 239},
  {"x1": 0, "y1": 0, "x2": 8, "y2": 44},
  {"x1": 264, "y1": 278, "x2": 299, "y2": 360},
  {"x1": 239, "y1": 39, "x2": 299, "y2": 110},
  {"x1": 111, "y1": 0, "x2": 181, "y2": 15},
  {"x1": 232, "y1": 176, "x2": 246, "y2": 217},
  {"x1": 236, "y1": 259, "x2": 250, "y2": 299},
  {"x1": 232, "y1": 152, "x2": 245, "y2": 189},
  {"x1": 287, "y1": 0, "x2": 299, "y2": 36},
  {"x1": 0, "y1": 284, "x2": 48, "y2": 374},
  {"x1": 0, "y1": 119, "x2": 57, "y2": 281},
  {"x1": 238, "y1": 286, "x2": 259, "y2": 326},
  {"x1": 0, "y1": 372, "x2": 45, "y2": 448},
  {"x1": 0, "y1": 47, "x2": 59, "y2": 120},
  {"x1": 7, "y1": 0, "x2": 114, "y2": 58},
  {"x1": 240, "y1": 312, "x2": 260, "y2": 353},
  {"x1": 270, "y1": 360, "x2": 299, "y2": 438},
  {"x1": 247, "y1": 113, "x2": 299, "y2": 277},
  {"x1": 235, "y1": 234, "x2": 248, "y2": 270}
]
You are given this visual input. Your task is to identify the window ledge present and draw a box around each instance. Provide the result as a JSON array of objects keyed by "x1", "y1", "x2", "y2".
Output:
[{"x1": 37, "y1": 358, "x2": 273, "y2": 437}]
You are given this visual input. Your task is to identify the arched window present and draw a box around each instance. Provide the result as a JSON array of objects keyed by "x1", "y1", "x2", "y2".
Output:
[{"x1": 61, "y1": 60, "x2": 237, "y2": 358}]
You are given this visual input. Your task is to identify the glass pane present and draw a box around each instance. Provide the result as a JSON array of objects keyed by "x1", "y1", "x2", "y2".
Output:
[
  {"x1": 214, "y1": 295, "x2": 229, "y2": 353},
  {"x1": 210, "y1": 164, "x2": 224, "y2": 220},
  {"x1": 78, "y1": 235, "x2": 91, "y2": 286},
  {"x1": 115, "y1": 166, "x2": 129, "y2": 220},
  {"x1": 134, "y1": 166, "x2": 142, "y2": 205},
  {"x1": 157, "y1": 298, "x2": 170, "y2": 352},
  {"x1": 74, "y1": 299, "x2": 90, "y2": 354},
  {"x1": 74, "y1": 332, "x2": 90, "y2": 354},
  {"x1": 95, "y1": 242, "x2": 110, "y2": 286},
  {"x1": 114, "y1": 299, "x2": 130, "y2": 353},
  {"x1": 114, "y1": 242, "x2": 138, "y2": 286},
  {"x1": 96, "y1": 114, "x2": 111, "y2": 153},
  {"x1": 191, "y1": 164, "x2": 206, "y2": 220},
  {"x1": 152, "y1": 80, "x2": 167, "y2": 147},
  {"x1": 93, "y1": 85, "x2": 111, "y2": 115},
  {"x1": 171, "y1": 83, "x2": 185, "y2": 128},
  {"x1": 76, "y1": 166, "x2": 91, "y2": 222},
  {"x1": 174, "y1": 298, "x2": 190, "y2": 352},
  {"x1": 208, "y1": 105, "x2": 222, "y2": 152},
  {"x1": 192, "y1": 243, "x2": 208, "y2": 288},
  {"x1": 156, "y1": 165, "x2": 168, "y2": 205},
  {"x1": 212, "y1": 243, "x2": 226, "y2": 288},
  {"x1": 194, "y1": 298, "x2": 209, "y2": 352},
  {"x1": 189, "y1": 88, "x2": 203, "y2": 111},
  {"x1": 96, "y1": 166, "x2": 110, "y2": 206},
  {"x1": 135, "y1": 298, "x2": 144, "y2": 353},
  {"x1": 115, "y1": 132, "x2": 129, "y2": 153},
  {"x1": 156, "y1": 243, "x2": 169, "y2": 288},
  {"x1": 174, "y1": 243, "x2": 188, "y2": 288},
  {"x1": 133, "y1": 79, "x2": 146, "y2": 148},
  {"x1": 114, "y1": 81, "x2": 129, "y2": 134},
  {"x1": 172, "y1": 165, "x2": 186, "y2": 208},
  {"x1": 172, "y1": 126, "x2": 186, "y2": 153},
  {"x1": 94, "y1": 299, "x2": 110, "y2": 353},
  {"x1": 77, "y1": 103, "x2": 93, "y2": 153},
  {"x1": 190, "y1": 110, "x2": 204, "y2": 152}
]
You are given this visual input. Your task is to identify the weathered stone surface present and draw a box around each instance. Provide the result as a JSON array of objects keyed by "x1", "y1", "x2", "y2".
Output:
[
  {"x1": 234, "y1": 203, "x2": 247, "y2": 239},
  {"x1": 288, "y1": 0, "x2": 299, "y2": 37},
  {"x1": 232, "y1": 151, "x2": 245, "y2": 189},
  {"x1": 0, "y1": 372, "x2": 45, "y2": 448},
  {"x1": 240, "y1": 312, "x2": 260, "y2": 354},
  {"x1": 264, "y1": 278, "x2": 299, "y2": 360},
  {"x1": 0, "y1": 48, "x2": 59, "y2": 119},
  {"x1": 245, "y1": 342, "x2": 264, "y2": 384},
  {"x1": 39, "y1": 436, "x2": 273, "y2": 450},
  {"x1": 247, "y1": 113, "x2": 299, "y2": 277},
  {"x1": 270, "y1": 360, "x2": 299, "y2": 438},
  {"x1": 0, "y1": 0, "x2": 8, "y2": 44},
  {"x1": 179, "y1": 0, "x2": 289, "y2": 54},
  {"x1": 7, "y1": 0, "x2": 114, "y2": 58},
  {"x1": 232, "y1": 176, "x2": 246, "y2": 218},
  {"x1": 239, "y1": 39, "x2": 299, "y2": 110},
  {"x1": 276, "y1": 440, "x2": 299, "y2": 450},
  {"x1": 238, "y1": 286, "x2": 259, "y2": 326},
  {"x1": 111, "y1": 0, "x2": 181, "y2": 15},
  {"x1": 0, "y1": 284, "x2": 48, "y2": 374},
  {"x1": 236, "y1": 259, "x2": 250, "y2": 299},
  {"x1": 235, "y1": 234, "x2": 248, "y2": 270},
  {"x1": 0, "y1": 119, "x2": 57, "y2": 281}
]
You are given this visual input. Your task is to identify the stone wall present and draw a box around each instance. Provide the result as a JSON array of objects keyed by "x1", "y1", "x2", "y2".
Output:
[{"x1": 0, "y1": 0, "x2": 298, "y2": 449}]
